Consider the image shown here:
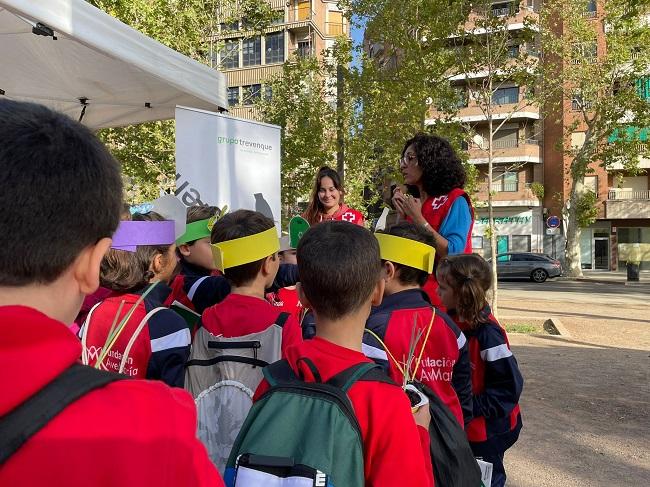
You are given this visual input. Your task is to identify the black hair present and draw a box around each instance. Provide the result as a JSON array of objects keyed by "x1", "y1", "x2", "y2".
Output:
[
  {"x1": 382, "y1": 222, "x2": 435, "y2": 287},
  {"x1": 297, "y1": 221, "x2": 381, "y2": 320},
  {"x1": 0, "y1": 100, "x2": 122, "y2": 286},
  {"x1": 211, "y1": 209, "x2": 276, "y2": 286},
  {"x1": 402, "y1": 133, "x2": 466, "y2": 197}
]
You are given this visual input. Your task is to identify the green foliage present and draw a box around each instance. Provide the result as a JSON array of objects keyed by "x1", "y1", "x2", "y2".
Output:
[
  {"x1": 530, "y1": 181, "x2": 545, "y2": 200},
  {"x1": 575, "y1": 190, "x2": 600, "y2": 228}
]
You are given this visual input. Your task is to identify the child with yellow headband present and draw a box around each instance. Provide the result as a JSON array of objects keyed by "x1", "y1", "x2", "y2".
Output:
[
  {"x1": 364, "y1": 222, "x2": 473, "y2": 428},
  {"x1": 185, "y1": 209, "x2": 303, "y2": 473},
  {"x1": 168, "y1": 205, "x2": 300, "y2": 314}
]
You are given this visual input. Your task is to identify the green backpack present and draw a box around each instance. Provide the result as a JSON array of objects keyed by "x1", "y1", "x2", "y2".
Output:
[{"x1": 224, "y1": 358, "x2": 395, "y2": 487}]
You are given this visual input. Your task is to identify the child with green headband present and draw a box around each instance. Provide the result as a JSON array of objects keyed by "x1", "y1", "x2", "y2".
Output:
[{"x1": 168, "y1": 205, "x2": 300, "y2": 314}]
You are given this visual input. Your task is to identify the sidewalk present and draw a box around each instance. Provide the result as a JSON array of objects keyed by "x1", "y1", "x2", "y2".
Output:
[{"x1": 558, "y1": 270, "x2": 650, "y2": 286}]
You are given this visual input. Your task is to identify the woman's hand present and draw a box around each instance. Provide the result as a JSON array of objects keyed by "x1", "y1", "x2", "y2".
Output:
[{"x1": 393, "y1": 187, "x2": 424, "y2": 223}]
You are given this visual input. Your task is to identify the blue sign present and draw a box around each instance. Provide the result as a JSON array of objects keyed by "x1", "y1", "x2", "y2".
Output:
[{"x1": 546, "y1": 216, "x2": 561, "y2": 229}]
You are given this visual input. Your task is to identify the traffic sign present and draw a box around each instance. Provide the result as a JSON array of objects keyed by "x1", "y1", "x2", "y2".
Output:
[
  {"x1": 546, "y1": 227, "x2": 560, "y2": 235},
  {"x1": 546, "y1": 215, "x2": 561, "y2": 228}
]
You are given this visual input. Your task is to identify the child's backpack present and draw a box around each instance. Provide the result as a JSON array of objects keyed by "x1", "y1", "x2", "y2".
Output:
[
  {"x1": 184, "y1": 312, "x2": 290, "y2": 474},
  {"x1": 413, "y1": 381, "x2": 482, "y2": 487},
  {"x1": 224, "y1": 358, "x2": 395, "y2": 487}
]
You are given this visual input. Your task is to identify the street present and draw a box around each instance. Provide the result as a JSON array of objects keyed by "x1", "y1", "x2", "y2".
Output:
[{"x1": 497, "y1": 280, "x2": 650, "y2": 486}]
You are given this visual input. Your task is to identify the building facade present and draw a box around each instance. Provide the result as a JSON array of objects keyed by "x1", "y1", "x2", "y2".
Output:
[
  {"x1": 212, "y1": 0, "x2": 349, "y2": 120},
  {"x1": 425, "y1": 0, "x2": 545, "y2": 260},
  {"x1": 543, "y1": 1, "x2": 650, "y2": 271}
]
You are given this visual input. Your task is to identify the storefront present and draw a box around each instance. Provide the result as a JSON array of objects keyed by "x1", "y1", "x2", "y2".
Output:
[{"x1": 472, "y1": 207, "x2": 544, "y2": 259}]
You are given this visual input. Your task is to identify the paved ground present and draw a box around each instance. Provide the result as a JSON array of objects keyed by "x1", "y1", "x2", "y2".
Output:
[{"x1": 495, "y1": 280, "x2": 650, "y2": 486}]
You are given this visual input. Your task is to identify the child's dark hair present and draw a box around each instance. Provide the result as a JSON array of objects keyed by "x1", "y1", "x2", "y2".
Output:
[
  {"x1": 437, "y1": 254, "x2": 492, "y2": 328},
  {"x1": 100, "y1": 212, "x2": 172, "y2": 292},
  {"x1": 211, "y1": 209, "x2": 275, "y2": 286},
  {"x1": 304, "y1": 166, "x2": 344, "y2": 225},
  {"x1": 297, "y1": 221, "x2": 381, "y2": 320},
  {"x1": 402, "y1": 133, "x2": 466, "y2": 197},
  {"x1": 0, "y1": 100, "x2": 122, "y2": 286},
  {"x1": 381, "y1": 222, "x2": 435, "y2": 287}
]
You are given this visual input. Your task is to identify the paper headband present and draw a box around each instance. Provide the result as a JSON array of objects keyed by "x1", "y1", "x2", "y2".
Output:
[
  {"x1": 111, "y1": 221, "x2": 176, "y2": 252},
  {"x1": 375, "y1": 233, "x2": 436, "y2": 274},
  {"x1": 211, "y1": 226, "x2": 280, "y2": 271},
  {"x1": 176, "y1": 218, "x2": 212, "y2": 245}
]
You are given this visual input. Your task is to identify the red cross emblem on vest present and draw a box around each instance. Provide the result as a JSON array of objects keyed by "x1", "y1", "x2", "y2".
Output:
[
  {"x1": 341, "y1": 212, "x2": 356, "y2": 222},
  {"x1": 430, "y1": 196, "x2": 448, "y2": 211}
]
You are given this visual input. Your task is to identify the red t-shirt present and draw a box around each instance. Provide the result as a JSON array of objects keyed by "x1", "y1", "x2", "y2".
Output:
[
  {"x1": 0, "y1": 305, "x2": 223, "y2": 487},
  {"x1": 254, "y1": 337, "x2": 434, "y2": 487},
  {"x1": 266, "y1": 286, "x2": 303, "y2": 323},
  {"x1": 201, "y1": 293, "x2": 302, "y2": 355}
]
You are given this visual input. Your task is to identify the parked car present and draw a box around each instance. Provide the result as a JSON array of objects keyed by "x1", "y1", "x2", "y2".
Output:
[{"x1": 492, "y1": 252, "x2": 562, "y2": 282}]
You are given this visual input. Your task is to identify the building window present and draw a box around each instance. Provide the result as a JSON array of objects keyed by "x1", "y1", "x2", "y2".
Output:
[
  {"x1": 472, "y1": 236, "x2": 484, "y2": 249},
  {"x1": 493, "y1": 128, "x2": 519, "y2": 148},
  {"x1": 454, "y1": 87, "x2": 468, "y2": 108},
  {"x1": 327, "y1": 11, "x2": 344, "y2": 36},
  {"x1": 270, "y1": 10, "x2": 284, "y2": 25},
  {"x1": 571, "y1": 94, "x2": 592, "y2": 111},
  {"x1": 584, "y1": 175, "x2": 598, "y2": 197},
  {"x1": 491, "y1": 1, "x2": 519, "y2": 17},
  {"x1": 492, "y1": 171, "x2": 518, "y2": 192},
  {"x1": 492, "y1": 86, "x2": 519, "y2": 105},
  {"x1": 571, "y1": 42, "x2": 597, "y2": 64},
  {"x1": 265, "y1": 31, "x2": 285, "y2": 64},
  {"x1": 227, "y1": 87, "x2": 240, "y2": 106},
  {"x1": 297, "y1": 0, "x2": 310, "y2": 21},
  {"x1": 243, "y1": 84, "x2": 262, "y2": 105},
  {"x1": 507, "y1": 44, "x2": 520, "y2": 58},
  {"x1": 220, "y1": 21, "x2": 239, "y2": 32},
  {"x1": 297, "y1": 40, "x2": 312, "y2": 58},
  {"x1": 264, "y1": 85, "x2": 273, "y2": 101},
  {"x1": 511, "y1": 235, "x2": 532, "y2": 252},
  {"x1": 585, "y1": 0, "x2": 597, "y2": 17},
  {"x1": 242, "y1": 36, "x2": 262, "y2": 66},
  {"x1": 571, "y1": 131, "x2": 586, "y2": 149},
  {"x1": 221, "y1": 39, "x2": 240, "y2": 69}
]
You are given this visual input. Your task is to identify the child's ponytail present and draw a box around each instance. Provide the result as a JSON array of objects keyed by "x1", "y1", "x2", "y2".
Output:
[{"x1": 437, "y1": 254, "x2": 492, "y2": 328}]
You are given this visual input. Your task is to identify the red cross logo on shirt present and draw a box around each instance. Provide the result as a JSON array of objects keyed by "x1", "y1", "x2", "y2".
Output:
[
  {"x1": 341, "y1": 212, "x2": 356, "y2": 222},
  {"x1": 430, "y1": 196, "x2": 448, "y2": 211}
]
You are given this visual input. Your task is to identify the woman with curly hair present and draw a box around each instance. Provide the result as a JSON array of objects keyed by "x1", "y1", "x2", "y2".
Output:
[
  {"x1": 303, "y1": 166, "x2": 365, "y2": 226},
  {"x1": 392, "y1": 133, "x2": 474, "y2": 307}
]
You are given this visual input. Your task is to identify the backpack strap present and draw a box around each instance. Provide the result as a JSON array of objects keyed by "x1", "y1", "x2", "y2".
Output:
[
  {"x1": 275, "y1": 312, "x2": 290, "y2": 328},
  {"x1": 327, "y1": 362, "x2": 396, "y2": 392},
  {"x1": 263, "y1": 359, "x2": 299, "y2": 387},
  {"x1": 0, "y1": 364, "x2": 127, "y2": 465},
  {"x1": 118, "y1": 307, "x2": 166, "y2": 373}
]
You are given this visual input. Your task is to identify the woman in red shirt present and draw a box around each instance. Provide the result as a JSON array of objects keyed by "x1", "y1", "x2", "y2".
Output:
[{"x1": 304, "y1": 166, "x2": 365, "y2": 226}]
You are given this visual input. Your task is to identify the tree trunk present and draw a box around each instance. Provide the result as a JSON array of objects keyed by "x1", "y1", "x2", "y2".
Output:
[
  {"x1": 488, "y1": 109, "x2": 499, "y2": 316},
  {"x1": 565, "y1": 176, "x2": 584, "y2": 277}
]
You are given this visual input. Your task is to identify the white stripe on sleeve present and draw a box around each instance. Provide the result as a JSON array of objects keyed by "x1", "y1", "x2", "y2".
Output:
[
  {"x1": 480, "y1": 344, "x2": 512, "y2": 362},
  {"x1": 362, "y1": 342, "x2": 388, "y2": 362},
  {"x1": 150, "y1": 328, "x2": 191, "y2": 353},
  {"x1": 457, "y1": 332, "x2": 467, "y2": 350},
  {"x1": 187, "y1": 276, "x2": 209, "y2": 300}
]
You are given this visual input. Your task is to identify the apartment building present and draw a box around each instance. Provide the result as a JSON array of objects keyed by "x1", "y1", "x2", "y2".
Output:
[
  {"x1": 212, "y1": 0, "x2": 349, "y2": 120},
  {"x1": 543, "y1": 1, "x2": 650, "y2": 271},
  {"x1": 426, "y1": 0, "x2": 545, "y2": 259}
]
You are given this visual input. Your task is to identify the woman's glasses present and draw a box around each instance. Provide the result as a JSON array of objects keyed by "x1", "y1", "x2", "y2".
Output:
[{"x1": 399, "y1": 153, "x2": 418, "y2": 167}]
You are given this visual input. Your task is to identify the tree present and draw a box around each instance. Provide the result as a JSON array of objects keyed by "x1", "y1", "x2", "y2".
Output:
[
  {"x1": 90, "y1": 0, "x2": 277, "y2": 202},
  {"x1": 538, "y1": 0, "x2": 650, "y2": 276},
  {"x1": 441, "y1": 0, "x2": 541, "y2": 315}
]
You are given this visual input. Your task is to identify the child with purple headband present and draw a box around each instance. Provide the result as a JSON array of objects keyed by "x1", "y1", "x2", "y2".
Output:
[{"x1": 79, "y1": 209, "x2": 191, "y2": 387}]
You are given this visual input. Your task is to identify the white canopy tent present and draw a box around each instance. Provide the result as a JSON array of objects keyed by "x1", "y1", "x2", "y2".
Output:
[{"x1": 0, "y1": 0, "x2": 227, "y2": 128}]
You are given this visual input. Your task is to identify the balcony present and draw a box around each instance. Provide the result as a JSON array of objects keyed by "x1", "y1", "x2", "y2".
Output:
[
  {"x1": 475, "y1": 182, "x2": 541, "y2": 206},
  {"x1": 605, "y1": 189, "x2": 650, "y2": 219},
  {"x1": 467, "y1": 138, "x2": 542, "y2": 164}
]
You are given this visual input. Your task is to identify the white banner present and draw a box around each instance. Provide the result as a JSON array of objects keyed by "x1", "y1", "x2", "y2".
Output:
[{"x1": 175, "y1": 106, "x2": 281, "y2": 227}]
